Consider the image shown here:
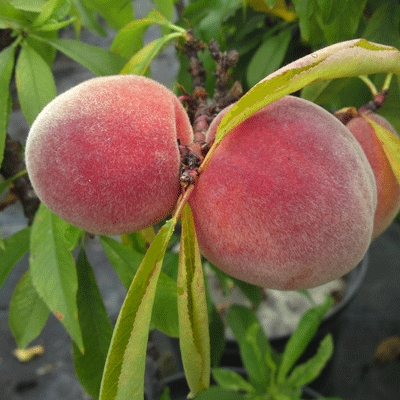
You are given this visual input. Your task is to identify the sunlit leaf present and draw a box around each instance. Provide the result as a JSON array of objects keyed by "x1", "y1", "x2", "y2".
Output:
[
  {"x1": 212, "y1": 368, "x2": 255, "y2": 393},
  {"x1": 202, "y1": 39, "x2": 400, "y2": 170},
  {"x1": 247, "y1": 0, "x2": 297, "y2": 22},
  {"x1": 177, "y1": 204, "x2": 210, "y2": 397},
  {"x1": 120, "y1": 32, "x2": 185, "y2": 76},
  {"x1": 99, "y1": 218, "x2": 176, "y2": 400},
  {"x1": 363, "y1": 114, "x2": 400, "y2": 185}
]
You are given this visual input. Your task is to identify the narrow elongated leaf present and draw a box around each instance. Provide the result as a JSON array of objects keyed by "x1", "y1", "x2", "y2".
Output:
[
  {"x1": 0, "y1": 0, "x2": 29, "y2": 29},
  {"x1": 277, "y1": 295, "x2": 334, "y2": 384},
  {"x1": 248, "y1": 0, "x2": 298, "y2": 21},
  {"x1": 120, "y1": 32, "x2": 184, "y2": 76},
  {"x1": 211, "y1": 368, "x2": 255, "y2": 393},
  {"x1": 30, "y1": 204, "x2": 84, "y2": 352},
  {"x1": 285, "y1": 333, "x2": 334, "y2": 388},
  {"x1": 9, "y1": 270, "x2": 50, "y2": 349},
  {"x1": 73, "y1": 248, "x2": 113, "y2": 399},
  {"x1": 111, "y1": 9, "x2": 183, "y2": 59},
  {"x1": 226, "y1": 305, "x2": 275, "y2": 392},
  {"x1": 0, "y1": 45, "x2": 15, "y2": 165},
  {"x1": 32, "y1": 0, "x2": 64, "y2": 28},
  {"x1": 203, "y1": 39, "x2": 400, "y2": 170},
  {"x1": 194, "y1": 386, "x2": 248, "y2": 400},
  {"x1": 41, "y1": 37, "x2": 126, "y2": 76},
  {"x1": 177, "y1": 204, "x2": 210, "y2": 397},
  {"x1": 15, "y1": 43, "x2": 57, "y2": 124},
  {"x1": 99, "y1": 218, "x2": 176, "y2": 400},
  {"x1": 0, "y1": 227, "x2": 30, "y2": 290},
  {"x1": 362, "y1": 114, "x2": 400, "y2": 185},
  {"x1": 247, "y1": 28, "x2": 292, "y2": 88}
]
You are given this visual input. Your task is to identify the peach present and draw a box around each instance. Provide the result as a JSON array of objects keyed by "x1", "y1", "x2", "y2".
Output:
[
  {"x1": 25, "y1": 75, "x2": 193, "y2": 235},
  {"x1": 346, "y1": 112, "x2": 400, "y2": 238},
  {"x1": 189, "y1": 96, "x2": 377, "y2": 290}
]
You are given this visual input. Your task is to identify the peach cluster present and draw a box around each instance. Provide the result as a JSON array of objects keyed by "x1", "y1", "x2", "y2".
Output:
[{"x1": 25, "y1": 76, "x2": 398, "y2": 289}]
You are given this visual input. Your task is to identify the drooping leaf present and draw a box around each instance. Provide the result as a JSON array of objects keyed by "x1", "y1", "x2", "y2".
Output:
[
  {"x1": 99, "y1": 218, "x2": 176, "y2": 400},
  {"x1": 42, "y1": 37, "x2": 126, "y2": 76},
  {"x1": 73, "y1": 248, "x2": 113, "y2": 400},
  {"x1": 202, "y1": 39, "x2": 400, "y2": 170},
  {"x1": 276, "y1": 295, "x2": 334, "y2": 384},
  {"x1": 0, "y1": 44, "x2": 15, "y2": 165},
  {"x1": 9, "y1": 270, "x2": 50, "y2": 349},
  {"x1": 285, "y1": 333, "x2": 334, "y2": 388},
  {"x1": 362, "y1": 113, "x2": 400, "y2": 185},
  {"x1": 29, "y1": 204, "x2": 84, "y2": 352},
  {"x1": 0, "y1": 227, "x2": 30, "y2": 290},
  {"x1": 120, "y1": 32, "x2": 185, "y2": 76},
  {"x1": 177, "y1": 204, "x2": 210, "y2": 397},
  {"x1": 15, "y1": 42, "x2": 57, "y2": 124}
]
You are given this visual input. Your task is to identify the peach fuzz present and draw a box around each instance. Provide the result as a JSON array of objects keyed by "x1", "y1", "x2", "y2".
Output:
[
  {"x1": 346, "y1": 112, "x2": 400, "y2": 238},
  {"x1": 25, "y1": 75, "x2": 193, "y2": 235},
  {"x1": 189, "y1": 96, "x2": 377, "y2": 290}
]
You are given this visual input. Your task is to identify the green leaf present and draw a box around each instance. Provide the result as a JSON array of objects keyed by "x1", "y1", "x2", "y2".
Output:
[
  {"x1": 41, "y1": 37, "x2": 126, "y2": 76},
  {"x1": 100, "y1": 236, "x2": 143, "y2": 289},
  {"x1": 152, "y1": 272, "x2": 179, "y2": 337},
  {"x1": 15, "y1": 42, "x2": 57, "y2": 124},
  {"x1": 226, "y1": 305, "x2": 274, "y2": 392},
  {"x1": 300, "y1": 78, "x2": 351, "y2": 105},
  {"x1": 277, "y1": 295, "x2": 334, "y2": 384},
  {"x1": 363, "y1": 113, "x2": 400, "y2": 186},
  {"x1": 0, "y1": 0, "x2": 31, "y2": 29},
  {"x1": 99, "y1": 218, "x2": 176, "y2": 400},
  {"x1": 30, "y1": 204, "x2": 84, "y2": 352},
  {"x1": 81, "y1": 0, "x2": 134, "y2": 30},
  {"x1": 285, "y1": 333, "x2": 334, "y2": 388},
  {"x1": 0, "y1": 227, "x2": 30, "y2": 290},
  {"x1": 203, "y1": 39, "x2": 400, "y2": 169},
  {"x1": 212, "y1": 368, "x2": 256, "y2": 393},
  {"x1": 194, "y1": 386, "x2": 248, "y2": 399},
  {"x1": 32, "y1": 0, "x2": 65, "y2": 28},
  {"x1": 9, "y1": 270, "x2": 50, "y2": 349},
  {"x1": 0, "y1": 170, "x2": 27, "y2": 196},
  {"x1": 10, "y1": 0, "x2": 45, "y2": 12},
  {"x1": 73, "y1": 248, "x2": 113, "y2": 399},
  {"x1": 120, "y1": 32, "x2": 184, "y2": 76},
  {"x1": 246, "y1": 28, "x2": 292, "y2": 88},
  {"x1": 34, "y1": 17, "x2": 76, "y2": 32},
  {"x1": 177, "y1": 204, "x2": 210, "y2": 397},
  {"x1": 111, "y1": 9, "x2": 183, "y2": 59},
  {"x1": 0, "y1": 44, "x2": 15, "y2": 165}
]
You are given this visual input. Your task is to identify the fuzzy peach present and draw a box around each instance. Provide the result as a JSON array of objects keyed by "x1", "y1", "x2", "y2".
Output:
[
  {"x1": 346, "y1": 112, "x2": 400, "y2": 238},
  {"x1": 189, "y1": 96, "x2": 377, "y2": 290},
  {"x1": 25, "y1": 75, "x2": 193, "y2": 235}
]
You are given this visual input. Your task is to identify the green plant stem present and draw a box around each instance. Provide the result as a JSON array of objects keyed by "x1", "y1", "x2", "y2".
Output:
[
  {"x1": 358, "y1": 75, "x2": 378, "y2": 96},
  {"x1": 382, "y1": 73, "x2": 393, "y2": 91}
]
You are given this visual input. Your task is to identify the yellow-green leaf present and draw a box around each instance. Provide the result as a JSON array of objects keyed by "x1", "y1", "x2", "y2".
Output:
[
  {"x1": 202, "y1": 39, "x2": 400, "y2": 170},
  {"x1": 248, "y1": 0, "x2": 297, "y2": 22},
  {"x1": 99, "y1": 218, "x2": 176, "y2": 400},
  {"x1": 178, "y1": 204, "x2": 210, "y2": 397},
  {"x1": 362, "y1": 114, "x2": 400, "y2": 185}
]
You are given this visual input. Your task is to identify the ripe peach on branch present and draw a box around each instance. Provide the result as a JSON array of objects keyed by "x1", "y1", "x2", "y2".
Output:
[{"x1": 25, "y1": 75, "x2": 193, "y2": 235}]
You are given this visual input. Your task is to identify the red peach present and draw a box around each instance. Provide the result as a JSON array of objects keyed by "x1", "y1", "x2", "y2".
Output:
[
  {"x1": 25, "y1": 75, "x2": 193, "y2": 235},
  {"x1": 189, "y1": 96, "x2": 377, "y2": 290},
  {"x1": 346, "y1": 112, "x2": 400, "y2": 238}
]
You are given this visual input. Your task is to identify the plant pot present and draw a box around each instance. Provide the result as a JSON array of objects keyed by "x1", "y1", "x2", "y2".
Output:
[{"x1": 160, "y1": 370, "x2": 325, "y2": 399}]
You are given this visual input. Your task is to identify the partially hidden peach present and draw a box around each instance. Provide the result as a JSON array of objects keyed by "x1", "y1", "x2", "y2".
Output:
[
  {"x1": 346, "y1": 112, "x2": 400, "y2": 238},
  {"x1": 189, "y1": 96, "x2": 377, "y2": 290},
  {"x1": 25, "y1": 75, "x2": 193, "y2": 235}
]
